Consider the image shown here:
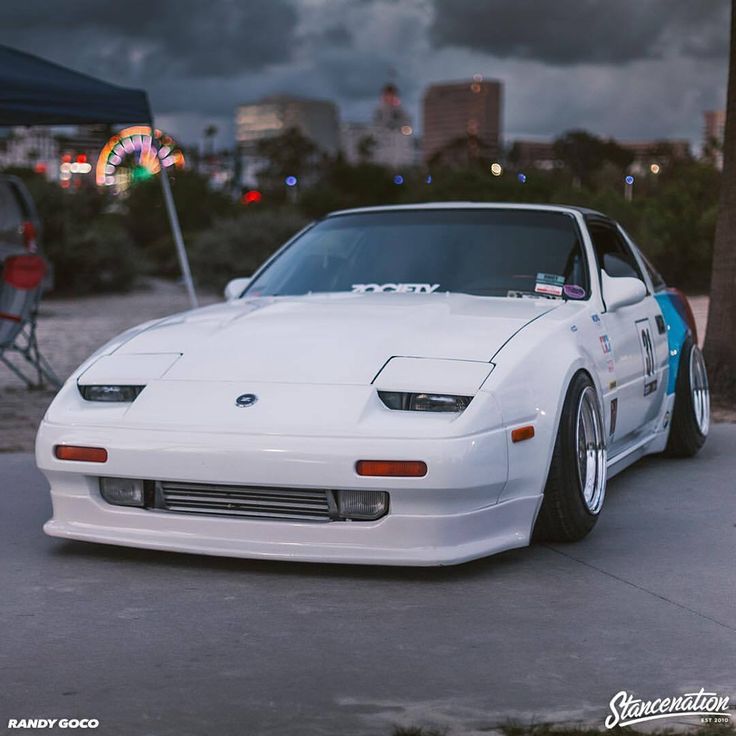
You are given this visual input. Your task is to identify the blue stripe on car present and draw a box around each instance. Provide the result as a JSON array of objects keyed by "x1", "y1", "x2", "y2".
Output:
[{"x1": 654, "y1": 292, "x2": 689, "y2": 394}]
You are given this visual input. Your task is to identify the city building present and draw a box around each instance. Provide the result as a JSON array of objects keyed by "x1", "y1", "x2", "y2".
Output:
[
  {"x1": 703, "y1": 110, "x2": 726, "y2": 169},
  {"x1": 507, "y1": 139, "x2": 558, "y2": 170},
  {"x1": 235, "y1": 95, "x2": 340, "y2": 186},
  {"x1": 422, "y1": 77, "x2": 503, "y2": 166},
  {"x1": 0, "y1": 126, "x2": 59, "y2": 180},
  {"x1": 618, "y1": 139, "x2": 691, "y2": 174},
  {"x1": 506, "y1": 136, "x2": 690, "y2": 175},
  {"x1": 342, "y1": 83, "x2": 417, "y2": 168},
  {"x1": 0, "y1": 125, "x2": 112, "y2": 187}
]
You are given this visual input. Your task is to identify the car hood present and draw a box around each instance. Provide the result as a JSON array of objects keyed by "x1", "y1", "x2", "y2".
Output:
[{"x1": 113, "y1": 293, "x2": 557, "y2": 385}]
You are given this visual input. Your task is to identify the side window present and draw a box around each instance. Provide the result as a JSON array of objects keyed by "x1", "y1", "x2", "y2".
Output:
[
  {"x1": 638, "y1": 250, "x2": 666, "y2": 292},
  {"x1": 588, "y1": 223, "x2": 645, "y2": 282}
]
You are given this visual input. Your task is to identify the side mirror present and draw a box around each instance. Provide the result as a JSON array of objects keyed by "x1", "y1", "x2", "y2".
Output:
[
  {"x1": 601, "y1": 272, "x2": 647, "y2": 312},
  {"x1": 224, "y1": 277, "x2": 251, "y2": 302}
]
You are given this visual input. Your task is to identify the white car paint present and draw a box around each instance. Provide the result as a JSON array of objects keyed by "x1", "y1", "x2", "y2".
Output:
[{"x1": 36, "y1": 203, "x2": 677, "y2": 565}]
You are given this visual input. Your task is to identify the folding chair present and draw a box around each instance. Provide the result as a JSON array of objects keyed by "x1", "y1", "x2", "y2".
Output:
[{"x1": 0, "y1": 254, "x2": 61, "y2": 389}]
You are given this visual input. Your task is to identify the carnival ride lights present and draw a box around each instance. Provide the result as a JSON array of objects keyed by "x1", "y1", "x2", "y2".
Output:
[{"x1": 95, "y1": 126, "x2": 185, "y2": 190}]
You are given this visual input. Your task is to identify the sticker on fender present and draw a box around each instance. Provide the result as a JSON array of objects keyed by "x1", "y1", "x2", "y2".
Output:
[{"x1": 352, "y1": 283, "x2": 440, "y2": 293}]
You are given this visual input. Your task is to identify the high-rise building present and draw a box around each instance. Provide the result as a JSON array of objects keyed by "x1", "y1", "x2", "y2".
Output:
[
  {"x1": 422, "y1": 78, "x2": 503, "y2": 166},
  {"x1": 342, "y1": 83, "x2": 417, "y2": 168},
  {"x1": 235, "y1": 95, "x2": 340, "y2": 154},
  {"x1": 703, "y1": 110, "x2": 726, "y2": 169},
  {"x1": 235, "y1": 95, "x2": 340, "y2": 186}
]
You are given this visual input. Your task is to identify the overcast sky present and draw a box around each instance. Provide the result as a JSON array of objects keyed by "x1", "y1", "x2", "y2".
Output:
[{"x1": 0, "y1": 0, "x2": 729, "y2": 151}]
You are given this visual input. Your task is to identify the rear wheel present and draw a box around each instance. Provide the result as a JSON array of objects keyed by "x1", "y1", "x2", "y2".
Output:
[
  {"x1": 665, "y1": 338, "x2": 709, "y2": 457},
  {"x1": 534, "y1": 372, "x2": 607, "y2": 543}
]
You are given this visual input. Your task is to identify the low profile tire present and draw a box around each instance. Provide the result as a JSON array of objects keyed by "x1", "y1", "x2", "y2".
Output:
[
  {"x1": 665, "y1": 338, "x2": 709, "y2": 457},
  {"x1": 533, "y1": 372, "x2": 607, "y2": 543}
]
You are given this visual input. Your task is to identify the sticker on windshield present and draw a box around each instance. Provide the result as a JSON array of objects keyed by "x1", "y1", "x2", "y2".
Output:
[
  {"x1": 352, "y1": 283, "x2": 440, "y2": 293},
  {"x1": 563, "y1": 284, "x2": 586, "y2": 300},
  {"x1": 534, "y1": 272, "x2": 565, "y2": 297}
]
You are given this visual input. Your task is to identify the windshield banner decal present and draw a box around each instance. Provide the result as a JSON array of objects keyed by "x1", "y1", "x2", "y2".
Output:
[{"x1": 352, "y1": 283, "x2": 440, "y2": 294}]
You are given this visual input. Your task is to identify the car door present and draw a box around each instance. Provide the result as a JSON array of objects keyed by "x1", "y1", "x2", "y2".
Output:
[{"x1": 587, "y1": 220, "x2": 668, "y2": 452}]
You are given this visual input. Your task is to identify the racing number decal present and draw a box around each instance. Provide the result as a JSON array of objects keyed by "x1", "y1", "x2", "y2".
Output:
[{"x1": 636, "y1": 318, "x2": 658, "y2": 396}]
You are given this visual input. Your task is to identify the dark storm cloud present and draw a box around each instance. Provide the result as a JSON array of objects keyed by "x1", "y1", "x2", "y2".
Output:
[
  {"x1": 0, "y1": 0, "x2": 299, "y2": 77},
  {"x1": 319, "y1": 24, "x2": 354, "y2": 48},
  {"x1": 430, "y1": 0, "x2": 729, "y2": 65},
  {"x1": 0, "y1": 0, "x2": 727, "y2": 147}
]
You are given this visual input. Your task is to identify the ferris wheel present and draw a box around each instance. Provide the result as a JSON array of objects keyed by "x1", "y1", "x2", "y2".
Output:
[{"x1": 96, "y1": 126, "x2": 185, "y2": 191}]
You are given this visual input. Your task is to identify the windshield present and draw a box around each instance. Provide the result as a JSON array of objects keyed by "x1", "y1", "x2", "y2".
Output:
[{"x1": 244, "y1": 208, "x2": 589, "y2": 299}]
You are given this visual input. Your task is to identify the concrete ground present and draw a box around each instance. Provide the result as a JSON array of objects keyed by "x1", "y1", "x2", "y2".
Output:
[{"x1": 1, "y1": 426, "x2": 734, "y2": 735}]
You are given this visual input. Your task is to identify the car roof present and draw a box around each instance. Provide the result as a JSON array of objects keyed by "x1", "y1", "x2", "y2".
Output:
[{"x1": 326, "y1": 202, "x2": 608, "y2": 219}]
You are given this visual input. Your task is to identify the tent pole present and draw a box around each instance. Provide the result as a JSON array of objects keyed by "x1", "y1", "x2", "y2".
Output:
[{"x1": 158, "y1": 161, "x2": 198, "y2": 309}]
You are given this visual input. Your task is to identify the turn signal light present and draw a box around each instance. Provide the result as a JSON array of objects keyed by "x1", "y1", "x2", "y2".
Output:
[
  {"x1": 356, "y1": 460, "x2": 427, "y2": 477},
  {"x1": 54, "y1": 445, "x2": 108, "y2": 463},
  {"x1": 511, "y1": 425, "x2": 535, "y2": 443}
]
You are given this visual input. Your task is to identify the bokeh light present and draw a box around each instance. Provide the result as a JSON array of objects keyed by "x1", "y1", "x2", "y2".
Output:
[
  {"x1": 490, "y1": 162, "x2": 503, "y2": 176},
  {"x1": 242, "y1": 190, "x2": 263, "y2": 205}
]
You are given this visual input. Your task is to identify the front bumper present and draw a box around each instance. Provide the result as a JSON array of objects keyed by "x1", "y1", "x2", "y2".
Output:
[{"x1": 37, "y1": 420, "x2": 542, "y2": 566}]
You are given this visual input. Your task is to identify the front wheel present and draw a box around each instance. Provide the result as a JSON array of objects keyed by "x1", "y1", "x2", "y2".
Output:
[
  {"x1": 533, "y1": 372, "x2": 607, "y2": 543},
  {"x1": 665, "y1": 338, "x2": 709, "y2": 457}
]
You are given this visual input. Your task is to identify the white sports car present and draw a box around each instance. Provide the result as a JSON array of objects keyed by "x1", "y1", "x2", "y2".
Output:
[{"x1": 37, "y1": 204, "x2": 709, "y2": 566}]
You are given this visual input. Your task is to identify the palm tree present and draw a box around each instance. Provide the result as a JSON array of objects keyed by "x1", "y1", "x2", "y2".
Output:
[
  {"x1": 203, "y1": 124, "x2": 218, "y2": 158},
  {"x1": 704, "y1": 0, "x2": 736, "y2": 404}
]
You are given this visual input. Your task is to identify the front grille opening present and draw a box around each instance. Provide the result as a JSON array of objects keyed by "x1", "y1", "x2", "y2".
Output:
[{"x1": 150, "y1": 481, "x2": 389, "y2": 522}]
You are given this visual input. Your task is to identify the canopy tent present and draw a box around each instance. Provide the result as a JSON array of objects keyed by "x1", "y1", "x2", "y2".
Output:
[{"x1": 0, "y1": 44, "x2": 197, "y2": 306}]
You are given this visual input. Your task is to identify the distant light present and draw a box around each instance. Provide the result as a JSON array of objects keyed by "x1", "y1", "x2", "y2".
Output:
[
  {"x1": 491, "y1": 162, "x2": 503, "y2": 176},
  {"x1": 76, "y1": 153, "x2": 87, "y2": 164},
  {"x1": 425, "y1": 175, "x2": 432, "y2": 184},
  {"x1": 393, "y1": 175, "x2": 404, "y2": 185},
  {"x1": 470, "y1": 83, "x2": 481, "y2": 93},
  {"x1": 649, "y1": 163, "x2": 661, "y2": 174},
  {"x1": 242, "y1": 190, "x2": 263, "y2": 205},
  {"x1": 285, "y1": 175, "x2": 298, "y2": 187},
  {"x1": 473, "y1": 73, "x2": 483, "y2": 82},
  {"x1": 400, "y1": 125, "x2": 413, "y2": 136},
  {"x1": 518, "y1": 172, "x2": 527, "y2": 183},
  {"x1": 625, "y1": 175, "x2": 634, "y2": 185}
]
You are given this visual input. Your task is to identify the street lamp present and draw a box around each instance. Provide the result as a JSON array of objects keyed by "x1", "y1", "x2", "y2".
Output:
[{"x1": 624, "y1": 175, "x2": 634, "y2": 202}]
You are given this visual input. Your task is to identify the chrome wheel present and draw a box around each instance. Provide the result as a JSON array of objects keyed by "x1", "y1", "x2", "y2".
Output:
[
  {"x1": 575, "y1": 386, "x2": 606, "y2": 514},
  {"x1": 689, "y1": 346, "x2": 710, "y2": 435}
]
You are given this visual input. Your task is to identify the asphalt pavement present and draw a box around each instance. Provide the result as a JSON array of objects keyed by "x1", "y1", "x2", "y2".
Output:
[{"x1": 1, "y1": 426, "x2": 735, "y2": 736}]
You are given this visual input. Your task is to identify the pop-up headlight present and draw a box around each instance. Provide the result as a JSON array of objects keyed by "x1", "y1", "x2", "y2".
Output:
[
  {"x1": 378, "y1": 391, "x2": 472, "y2": 413},
  {"x1": 79, "y1": 385, "x2": 145, "y2": 402}
]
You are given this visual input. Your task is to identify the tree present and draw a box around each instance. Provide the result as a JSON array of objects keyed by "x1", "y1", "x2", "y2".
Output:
[
  {"x1": 255, "y1": 126, "x2": 318, "y2": 189},
  {"x1": 703, "y1": 0, "x2": 736, "y2": 404},
  {"x1": 553, "y1": 130, "x2": 633, "y2": 188}
]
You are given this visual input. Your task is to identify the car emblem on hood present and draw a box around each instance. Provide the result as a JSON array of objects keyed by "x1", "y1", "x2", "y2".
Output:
[{"x1": 235, "y1": 393, "x2": 258, "y2": 408}]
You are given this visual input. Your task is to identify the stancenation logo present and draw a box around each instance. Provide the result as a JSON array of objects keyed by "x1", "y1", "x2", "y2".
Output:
[{"x1": 605, "y1": 689, "x2": 732, "y2": 728}]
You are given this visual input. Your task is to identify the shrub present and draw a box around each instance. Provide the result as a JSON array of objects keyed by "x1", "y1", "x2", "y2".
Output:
[
  {"x1": 45, "y1": 217, "x2": 139, "y2": 294},
  {"x1": 188, "y1": 208, "x2": 311, "y2": 292}
]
